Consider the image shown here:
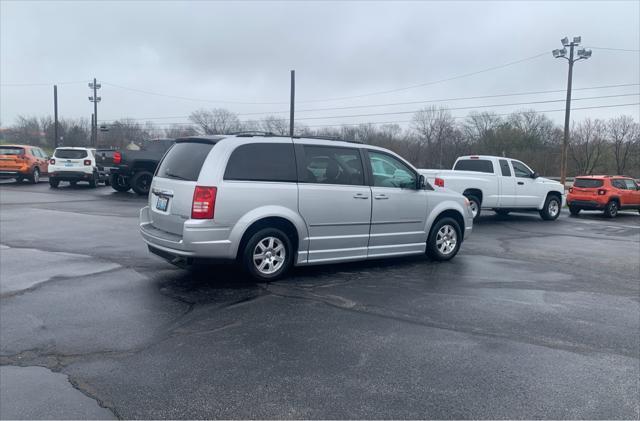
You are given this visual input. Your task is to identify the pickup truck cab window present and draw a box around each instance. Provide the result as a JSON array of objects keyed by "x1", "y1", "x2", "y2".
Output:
[
  {"x1": 511, "y1": 160, "x2": 532, "y2": 178},
  {"x1": 453, "y1": 159, "x2": 494, "y2": 173},
  {"x1": 368, "y1": 151, "x2": 416, "y2": 188},
  {"x1": 499, "y1": 159, "x2": 511, "y2": 177}
]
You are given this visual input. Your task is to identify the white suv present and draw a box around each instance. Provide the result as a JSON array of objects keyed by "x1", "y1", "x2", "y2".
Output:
[
  {"x1": 48, "y1": 147, "x2": 107, "y2": 188},
  {"x1": 140, "y1": 134, "x2": 474, "y2": 281}
]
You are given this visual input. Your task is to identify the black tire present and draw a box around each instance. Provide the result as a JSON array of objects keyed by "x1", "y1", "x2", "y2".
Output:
[
  {"x1": 88, "y1": 173, "x2": 97, "y2": 188},
  {"x1": 29, "y1": 167, "x2": 40, "y2": 184},
  {"x1": 426, "y1": 217, "x2": 462, "y2": 261},
  {"x1": 49, "y1": 178, "x2": 59, "y2": 188},
  {"x1": 131, "y1": 171, "x2": 153, "y2": 195},
  {"x1": 494, "y1": 209, "x2": 510, "y2": 217},
  {"x1": 540, "y1": 195, "x2": 561, "y2": 221},
  {"x1": 465, "y1": 194, "x2": 481, "y2": 220},
  {"x1": 103, "y1": 176, "x2": 111, "y2": 186},
  {"x1": 604, "y1": 200, "x2": 619, "y2": 218},
  {"x1": 110, "y1": 174, "x2": 131, "y2": 192},
  {"x1": 241, "y1": 227, "x2": 293, "y2": 281},
  {"x1": 569, "y1": 206, "x2": 581, "y2": 216}
]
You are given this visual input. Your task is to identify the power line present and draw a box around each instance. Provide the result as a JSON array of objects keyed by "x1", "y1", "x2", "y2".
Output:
[
  {"x1": 98, "y1": 51, "x2": 550, "y2": 106},
  {"x1": 105, "y1": 101, "x2": 639, "y2": 127},
  {"x1": 296, "y1": 52, "x2": 550, "y2": 103},
  {"x1": 586, "y1": 46, "x2": 640, "y2": 52},
  {"x1": 0, "y1": 79, "x2": 90, "y2": 87},
  {"x1": 292, "y1": 93, "x2": 640, "y2": 121},
  {"x1": 100, "y1": 84, "x2": 640, "y2": 123},
  {"x1": 303, "y1": 102, "x2": 640, "y2": 128}
]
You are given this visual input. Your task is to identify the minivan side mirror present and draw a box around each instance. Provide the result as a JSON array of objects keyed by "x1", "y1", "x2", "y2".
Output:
[
  {"x1": 417, "y1": 174, "x2": 426, "y2": 189},
  {"x1": 531, "y1": 171, "x2": 539, "y2": 179}
]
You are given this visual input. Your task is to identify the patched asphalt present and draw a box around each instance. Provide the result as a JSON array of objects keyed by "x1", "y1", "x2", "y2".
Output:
[{"x1": 0, "y1": 180, "x2": 638, "y2": 419}]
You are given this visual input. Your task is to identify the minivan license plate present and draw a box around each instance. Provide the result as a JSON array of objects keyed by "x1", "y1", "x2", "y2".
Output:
[{"x1": 156, "y1": 196, "x2": 169, "y2": 211}]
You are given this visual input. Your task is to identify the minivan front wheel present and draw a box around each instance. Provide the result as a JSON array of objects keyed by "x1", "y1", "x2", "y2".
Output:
[
  {"x1": 242, "y1": 228, "x2": 293, "y2": 281},
  {"x1": 427, "y1": 217, "x2": 462, "y2": 261}
]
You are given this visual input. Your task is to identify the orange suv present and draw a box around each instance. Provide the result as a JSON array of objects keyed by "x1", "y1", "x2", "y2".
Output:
[
  {"x1": 0, "y1": 145, "x2": 49, "y2": 184},
  {"x1": 567, "y1": 175, "x2": 640, "y2": 218}
]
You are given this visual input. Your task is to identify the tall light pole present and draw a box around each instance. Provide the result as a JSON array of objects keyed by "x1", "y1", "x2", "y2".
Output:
[
  {"x1": 553, "y1": 37, "x2": 592, "y2": 187},
  {"x1": 88, "y1": 78, "x2": 101, "y2": 147}
]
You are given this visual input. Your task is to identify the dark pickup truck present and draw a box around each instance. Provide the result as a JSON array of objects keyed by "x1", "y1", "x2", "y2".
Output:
[{"x1": 95, "y1": 138, "x2": 174, "y2": 195}]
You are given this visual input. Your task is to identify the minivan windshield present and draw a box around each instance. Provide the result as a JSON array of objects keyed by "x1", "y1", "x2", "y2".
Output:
[
  {"x1": 574, "y1": 178, "x2": 603, "y2": 188},
  {"x1": 156, "y1": 142, "x2": 214, "y2": 181},
  {"x1": 55, "y1": 149, "x2": 87, "y2": 159}
]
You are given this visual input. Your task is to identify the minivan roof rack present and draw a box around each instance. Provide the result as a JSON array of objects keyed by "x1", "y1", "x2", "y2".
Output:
[
  {"x1": 292, "y1": 135, "x2": 362, "y2": 144},
  {"x1": 229, "y1": 131, "x2": 276, "y2": 137}
]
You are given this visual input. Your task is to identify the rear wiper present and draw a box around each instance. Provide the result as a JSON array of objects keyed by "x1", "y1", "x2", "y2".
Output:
[{"x1": 164, "y1": 171, "x2": 188, "y2": 180}]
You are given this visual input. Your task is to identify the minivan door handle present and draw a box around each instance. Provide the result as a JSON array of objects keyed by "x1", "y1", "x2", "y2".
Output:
[
  {"x1": 374, "y1": 194, "x2": 389, "y2": 200},
  {"x1": 517, "y1": 181, "x2": 524, "y2": 185},
  {"x1": 353, "y1": 193, "x2": 369, "y2": 199}
]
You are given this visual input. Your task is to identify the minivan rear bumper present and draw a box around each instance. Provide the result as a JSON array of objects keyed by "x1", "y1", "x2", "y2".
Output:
[{"x1": 139, "y1": 206, "x2": 233, "y2": 262}]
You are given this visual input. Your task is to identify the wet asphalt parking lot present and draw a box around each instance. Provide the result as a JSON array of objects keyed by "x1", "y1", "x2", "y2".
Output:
[{"x1": 0, "y1": 179, "x2": 638, "y2": 419}]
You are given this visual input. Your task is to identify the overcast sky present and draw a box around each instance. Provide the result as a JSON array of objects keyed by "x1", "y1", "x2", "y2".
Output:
[{"x1": 1, "y1": 0, "x2": 639, "y2": 130}]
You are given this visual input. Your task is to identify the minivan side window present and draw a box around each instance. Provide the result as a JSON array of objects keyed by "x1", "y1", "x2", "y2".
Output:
[
  {"x1": 301, "y1": 145, "x2": 364, "y2": 186},
  {"x1": 224, "y1": 143, "x2": 297, "y2": 182},
  {"x1": 499, "y1": 159, "x2": 511, "y2": 177},
  {"x1": 453, "y1": 159, "x2": 494, "y2": 173},
  {"x1": 511, "y1": 160, "x2": 532, "y2": 178},
  {"x1": 368, "y1": 151, "x2": 416, "y2": 188}
]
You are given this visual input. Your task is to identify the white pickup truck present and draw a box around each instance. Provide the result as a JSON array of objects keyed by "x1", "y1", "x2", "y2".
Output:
[{"x1": 420, "y1": 155, "x2": 565, "y2": 221}]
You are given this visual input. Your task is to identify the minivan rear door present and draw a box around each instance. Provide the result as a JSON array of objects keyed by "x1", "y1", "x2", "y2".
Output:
[{"x1": 149, "y1": 141, "x2": 215, "y2": 236}]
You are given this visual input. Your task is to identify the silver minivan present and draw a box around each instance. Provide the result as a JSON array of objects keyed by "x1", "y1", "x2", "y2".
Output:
[{"x1": 140, "y1": 134, "x2": 473, "y2": 280}]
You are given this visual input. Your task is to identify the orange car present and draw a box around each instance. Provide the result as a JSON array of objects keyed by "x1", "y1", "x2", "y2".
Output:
[
  {"x1": 567, "y1": 175, "x2": 640, "y2": 218},
  {"x1": 0, "y1": 144, "x2": 49, "y2": 184}
]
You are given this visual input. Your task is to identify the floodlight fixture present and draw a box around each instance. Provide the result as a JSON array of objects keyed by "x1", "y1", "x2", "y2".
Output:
[
  {"x1": 572, "y1": 36, "x2": 581, "y2": 44},
  {"x1": 561, "y1": 37, "x2": 569, "y2": 46}
]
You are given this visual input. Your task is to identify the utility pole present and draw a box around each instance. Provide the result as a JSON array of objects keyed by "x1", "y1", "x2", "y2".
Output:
[
  {"x1": 552, "y1": 37, "x2": 592, "y2": 187},
  {"x1": 53, "y1": 85, "x2": 59, "y2": 148},
  {"x1": 88, "y1": 78, "x2": 101, "y2": 147},
  {"x1": 289, "y1": 70, "x2": 295, "y2": 137}
]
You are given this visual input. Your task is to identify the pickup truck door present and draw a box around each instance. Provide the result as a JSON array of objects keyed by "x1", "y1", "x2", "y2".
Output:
[
  {"x1": 497, "y1": 159, "x2": 517, "y2": 207},
  {"x1": 511, "y1": 160, "x2": 542, "y2": 207},
  {"x1": 366, "y1": 151, "x2": 427, "y2": 258}
]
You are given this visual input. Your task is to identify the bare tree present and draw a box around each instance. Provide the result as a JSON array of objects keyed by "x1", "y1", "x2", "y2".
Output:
[
  {"x1": 260, "y1": 115, "x2": 289, "y2": 135},
  {"x1": 411, "y1": 106, "x2": 456, "y2": 168},
  {"x1": 607, "y1": 115, "x2": 638, "y2": 174},
  {"x1": 463, "y1": 111, "x2": 501, "y2": 141},
  {"x1": 569, "y1": 118, "x2": 607, "y2": 175},
  {"x1": 164, "y1": 124, "x2": 199, "y2": 139},
  {"x1": 189, "y1": 109, "x2": 241, "y2": 134}
]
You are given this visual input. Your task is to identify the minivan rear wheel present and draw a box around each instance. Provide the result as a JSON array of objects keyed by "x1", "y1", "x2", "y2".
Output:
[
  {"x1": 242, "y1": 228, "x2": 293, "y2": 281},
  {"x1": 426, "y1": 217, "x2": 462, "y2": 261}
]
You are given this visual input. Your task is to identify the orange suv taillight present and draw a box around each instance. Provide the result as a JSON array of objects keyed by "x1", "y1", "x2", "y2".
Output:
[
  {"x1": 598, "y1": 189, "x2": 607, "y2": 195},
  {"x1": 191, "y1": 186, "x2": 217, "y2": 219}
]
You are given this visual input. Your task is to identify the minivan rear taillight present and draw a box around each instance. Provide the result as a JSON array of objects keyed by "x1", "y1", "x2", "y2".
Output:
[
  {"x1": 434, "y1": 177, "x2": 445, "y2": 187},
  {"x1": 191, "y1": 186, "x2": 217, "y2": 219},
  {"x1": 113, "y1": 152, "x2": 121, "y2": 164},
  {"x1": 84, "y1": 159, "x2": 91, "y2": 166}
]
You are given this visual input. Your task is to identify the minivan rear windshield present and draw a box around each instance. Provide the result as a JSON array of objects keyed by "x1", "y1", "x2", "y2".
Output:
[
  {"x1": 0, "y1": 147, "x2": 24, "y2": 155},
  {"x1": 454, "y1": 159, "x2": 494, "y2": 173},
  {"x1": 156, "y1": 142, "x2": 214, "y2": 181},
  {"x1": 55, "y1": 149, "x2": 87, "y2": 159},
  {"x1": 574, "y1": 178, "x2": 603, "y2": 188}
]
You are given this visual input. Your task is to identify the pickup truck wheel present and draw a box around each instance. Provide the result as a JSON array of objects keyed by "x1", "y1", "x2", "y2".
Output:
[
  {"x1": 131, "y1": 171, "x2": 153, "y2": 195},
  {"x1": 241, "y1": 228, "x2": 293, "y2": 281},
  {"x1": 49, "y1": 178, "x2": 59, "y2": 188},
  {"x1": 540, "y1": 195, "x2": 561, "y2": 220},
  {"x1": 569, "y1": 206, "x2": 581, "y2": 216},
  {"x1": 427, "y1": 217, "x2": 462, "y2": 261},
  {"x1": 110, "y1": 174, "x2": 131, "y2": 192},
  {"x1": 604, "y1": 201, "x2": 618, "y2": 218},
  {"x1": 465, "y1": 195, "x2": 481, "y2": 219}
]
